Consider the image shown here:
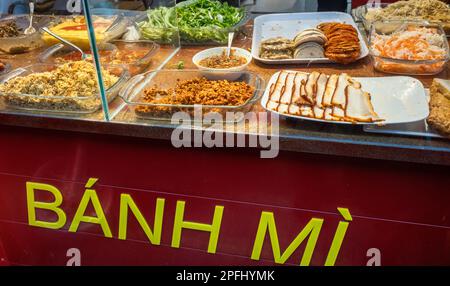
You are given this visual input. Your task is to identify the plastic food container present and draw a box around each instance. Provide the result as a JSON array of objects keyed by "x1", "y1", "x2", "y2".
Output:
[
  {"x1": 192, "y1": 47, "x2": 252, "y2": 81},
  {"x1": 110, "y1": 40, "x2": 160, "y2": 76},
  {"x1": 0, "y1": 63, "x2": 129, "y2": 114},
  {"x1": 369, "y1": 21, "x2": 449, "y2": 75},
  {"x1": 0, "y1": 15, "x2": 47, "y2": 54},
  {"x1": 119, "y1": 69, "x2": 264, "y2": 122}
]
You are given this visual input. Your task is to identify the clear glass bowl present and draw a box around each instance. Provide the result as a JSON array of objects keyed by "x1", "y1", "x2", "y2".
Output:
[
  {"x1": 369, "y1": 21, "x2": 450, "y2": 75},
  {"x1": 0, "y1": 63, "x2": 129, "y2": 114},
  {"x1": 119, "y1": 69, "x2": 264, "y2": 122},
  {"x1": 0, "y1": 15, "x2": 47, "y2": 54},
  {"x1": 110, "y1": 40, "x2": 160, "y2": 76}
]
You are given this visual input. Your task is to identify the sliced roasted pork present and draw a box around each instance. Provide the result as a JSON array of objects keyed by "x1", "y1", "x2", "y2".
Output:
[
  {"x1": 331, "y1": 73, "x2": 350, "y2": 109},
  {"x1": 268, "y1": 71, "x2": 289, "y2": 103},
  {"x1": 315, "y1": 73, "x2": 328, "y2": 108},
  {"x1": 322, "y1": 74, "x2": 338, "y2": 107},
  {"x1": 266, "y1": 71, "x2": 382, "y2": 123},
  {"x1": 304, "y1": 71, "x2": 320, "y2": 104},
  {"x1": 280, "y1": 72, "x2": 296, "y2": 104},
  {"x1": 292, "y1": 72, "x2": 309, "y2": 105},
  {"x1": 345, "y1": 85, "x2": 380, "y2": 122}
]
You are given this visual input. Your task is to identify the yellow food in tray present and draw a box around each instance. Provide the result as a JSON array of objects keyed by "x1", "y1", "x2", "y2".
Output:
[{"x1": 42, "y1": 16, "x2": 114, "y2": 50}]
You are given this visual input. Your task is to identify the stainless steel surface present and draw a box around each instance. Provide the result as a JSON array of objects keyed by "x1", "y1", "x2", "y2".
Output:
[{"x1": 364, "y1": 121, "x2": 443, "y2": 139}]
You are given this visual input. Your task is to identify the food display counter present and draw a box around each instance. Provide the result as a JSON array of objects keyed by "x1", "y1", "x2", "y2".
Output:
[{"x1": 0, "y1": 0, "x2": 449, "y2": 266}]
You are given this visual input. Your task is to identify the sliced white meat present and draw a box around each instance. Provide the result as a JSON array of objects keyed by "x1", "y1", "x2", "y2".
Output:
[
  {"x1": 315, "y1": 73, "x2": 328, "y2": 108},
  {"x1": 299, "y1": 80, "x2": 313, "y2": 105},
  {"x1": 313, "y1": 106, "x2": 325, "y2": 119},
  {"x1": 345, "y1": 85, "x2": 381, "y2": 122},
  {"x1": 348, "y1": 77, "x2": 361, "y2": 89},
  {"x1": 331, "y1": 73, "x2": 349, "y2": 109},
  {"x1": 322, "y1": 74, "x2": 338, "y2": 107},
  {"x1": 266, "y1": 100, "x2": 279, "y2": 111},
  {"x1": 332, "y1": 106, "x2": 346, "y2": 119},
  {"x1": 324, "y1": 107, "x2": 340, "y2": 121},
  {"x1": 305, "y1": 71, "x2": 320, "y2": 104},
  {"x1": 277, "y1": 103, "x2": 290, "y2": 114},
  {"x1": 292, "y1": 72, "x2": 309, "y2": 105},
  {"x1": 300, "y1": 105, "x2": 314, "y2": 117},
  {"x1": 280, "y1": 72, "x2": 296, "y2": 104},
  {"x1": 269, "y1": 71, "x2": 289, "y2": 103},
  {"x1": 288, "y1": 104, "x2": 301, "y2": 115}
]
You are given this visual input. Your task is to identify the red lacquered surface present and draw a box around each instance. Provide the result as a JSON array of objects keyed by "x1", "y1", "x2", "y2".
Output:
[{"x1": 0, "y1": 125, "x2": 449, "y2": 266}]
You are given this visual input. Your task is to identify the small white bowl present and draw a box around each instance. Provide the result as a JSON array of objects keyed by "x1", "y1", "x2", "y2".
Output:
[{"x1": 192, "y1": 47, "x2": 252, "y2": 81}]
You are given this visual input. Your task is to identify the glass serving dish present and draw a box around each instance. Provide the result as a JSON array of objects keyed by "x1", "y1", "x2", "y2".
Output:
[
  {"x1": 38, "y1": 43, "x2": 118, "y2": 64},
  {"x1": 136, "y1": 1, "x2": 251, "y2": 45},
  {"x1": 0, "y1": 62, "x2": 11, "y2": 75},
  {"x1": 110, "y1": 40, "x2": 160, "y2": 76},
  {"x1": 358, "y1": 2, "x2": 450, "y2": 36},
  {"x1": 119, "y1": 69, "x2": 264, "y2": 122},
  {"x1": 369, "y1": 21, "x2": 450, "y2": 75},
  {"x1": 0, "y1": 63, "x2": 129, "y2": 114},
  {"x1": 0, "y1": 15, "x2": 48, "y2": 54},
  {"x1": 42, "y1": 15, "x2": 129, "y2": 50}
]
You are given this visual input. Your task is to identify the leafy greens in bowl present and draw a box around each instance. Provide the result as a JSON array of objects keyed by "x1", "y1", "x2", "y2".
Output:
[{"x1": 137, "y1": 0, "x2": 247, "y2": 44}]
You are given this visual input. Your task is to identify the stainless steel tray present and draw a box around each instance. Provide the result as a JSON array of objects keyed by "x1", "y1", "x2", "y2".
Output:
[{"x1": 363, "y1": 121, "x2": 443, "y2": 139}]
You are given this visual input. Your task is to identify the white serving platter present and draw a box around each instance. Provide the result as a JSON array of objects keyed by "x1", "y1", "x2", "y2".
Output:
[
  {"x1": 251, "y1": 12, "x2": 369, "y2": 64},
  {"x1": 363, "y1": 90, "x2": 443, "y2": 138},
  {"x1": 261, "y1": 70, "x2": 429, "y2": 125}
]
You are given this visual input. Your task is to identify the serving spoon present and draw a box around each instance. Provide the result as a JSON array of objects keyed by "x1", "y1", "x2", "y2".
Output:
[
  {"x1": 41, "y1": 27, "x2": 88, "y2": 60},
  {"x1": 24, "y1": 2, "x2": 36, "y2": 35},
  {"x1": 226, "y1": 31, "x2": 235, "y2": 58}
]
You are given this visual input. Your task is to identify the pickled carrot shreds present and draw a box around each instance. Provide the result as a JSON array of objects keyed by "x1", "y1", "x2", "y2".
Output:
[{"x1": 371, "y1": 27, "x2": 446, "y2": 61}]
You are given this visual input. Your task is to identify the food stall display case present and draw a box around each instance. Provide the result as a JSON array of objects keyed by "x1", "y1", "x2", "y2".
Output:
[{"x1": 0, "y1": 0, "x2": 449, "y2": 266}]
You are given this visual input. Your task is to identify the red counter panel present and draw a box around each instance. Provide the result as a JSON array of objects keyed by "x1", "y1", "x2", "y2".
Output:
[{"x1": 0, "y1": 126, "x2": 449, "y2": 266}]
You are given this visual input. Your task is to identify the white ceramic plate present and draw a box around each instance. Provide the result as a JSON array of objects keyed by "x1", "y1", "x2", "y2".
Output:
[
  {"x1": 252, "y1": 12, "x2": 369, "y2": 64},
  {"x1": 261, "y1": 70, "x2": 429, "y2": 125}
]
